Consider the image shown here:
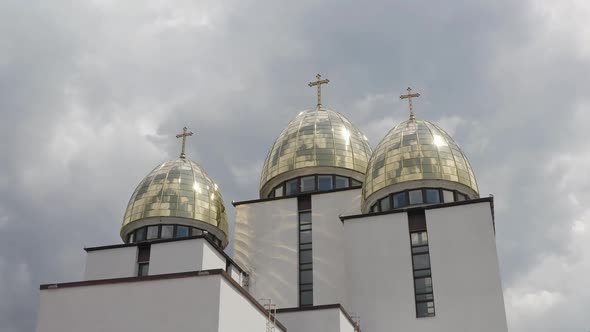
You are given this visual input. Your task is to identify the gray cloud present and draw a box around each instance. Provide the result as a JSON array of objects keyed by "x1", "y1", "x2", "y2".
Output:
[{"x1": 1, "y1": 0, "x2": 589, "y2": 331}]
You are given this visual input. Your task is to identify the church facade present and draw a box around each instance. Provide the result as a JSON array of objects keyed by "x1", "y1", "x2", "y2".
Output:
[{"x1": 35, "y1": 77, "x2": 508, "y2": 332}]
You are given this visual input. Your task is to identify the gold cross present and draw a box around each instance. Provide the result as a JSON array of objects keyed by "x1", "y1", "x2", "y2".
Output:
[
  {"x1": 308, "y1": 74, "x2": 330, "y2": 109},
  {"x1": 175, "y1": 126, "x2": 193, "y2": 159},
  {"x1": 400, "y1": 87, "x2": 421, "y2": 120}
]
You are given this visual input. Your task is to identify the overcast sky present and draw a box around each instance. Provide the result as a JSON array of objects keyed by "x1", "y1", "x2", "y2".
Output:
[{"x1": 1, "y1": 0, "x2": 589, "y2": 331}]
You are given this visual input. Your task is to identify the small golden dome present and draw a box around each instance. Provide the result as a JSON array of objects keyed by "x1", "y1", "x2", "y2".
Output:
[
  {"x1": 260, "y1": 108, "x2": 372, "y2": 198},
  {"x1": 362, "y1": 119, "x2": 478, "y2": 211},
  {"x1": 121, "y1": 158, "x2": 228, "y2": 247}
]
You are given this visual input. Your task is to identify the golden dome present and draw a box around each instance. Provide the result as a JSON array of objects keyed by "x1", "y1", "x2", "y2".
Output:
[
  {"x1": 362, "y1": 118, "x2": 478, "y2": 211},
  {"x1": 121, "y1": 158, "x2": 228, "y2": 247},
  {"x1": 260, "y1": 108, "x2": 372, "y2": 198}
]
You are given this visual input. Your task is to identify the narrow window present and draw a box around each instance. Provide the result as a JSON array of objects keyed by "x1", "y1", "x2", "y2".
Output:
[
  {"x1": 318, "y1": 175, "x2": 333, "y2": 191},
  {"x1": 350, "y1": 178, "x2": 362, "y2": 187},
  {"x1": 409, "y1": 190, "x2": 424, "y2": 205},
  {"x1": 190, "y1": 228, "x2": 203, "y2": 236},
  {"x1": 298, "y1": 195, "x2": 313, "y2": 306},
  {"x1": 393, "y1": 192, "x2": 408, "y2": 208},
  {"x1": 301, "y1": 176, "x2": 316, "y2": 192},
  {"x1": 286, "y1": 179, "x2": 299, "y2": 196},
  {"x1": 137, "y1": 245, "x2": 151, "y2": 277},
  {"x1": 334, "y1": 176, "x2": 349, "y2": 189},
  {"x1": 128, "y1": 232, "x2": 135, "y2": 243},
  {"x1": 274, "y1": 185, "x2": 284, "y2": 197},
  {"x1": 409, "y1": 210, "x2": 435, "y2": 317},
  {"x1": 175, "y1": 225, "x2": 189, "y2": 238},
  {"x1": 425, "y1": 189, "x2": 441, "y2": 204},
  {"x1": 135, "y1": 227, "x2": 146, "y2": 242},
  {"x1": 146, "y1": 225, "x2": 159, "y2": 240},
  {"x1": 379, "y1": 196, "x2": 391, "y2": 211},
  {"x1": 442, "y1": 190, "x2": 455, "y2": 203},
  {"x1": 161, "y1": 225, "x2": 174, "y2": 239}
]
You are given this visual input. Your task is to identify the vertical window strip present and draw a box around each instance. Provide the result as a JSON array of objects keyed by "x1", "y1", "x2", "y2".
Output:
[
  {"x1": 298, "y1": 195, "x2": 313, "y2": 306},
  {"x1": 408, "y1": 211, "x2": 435, "y2": 318}
]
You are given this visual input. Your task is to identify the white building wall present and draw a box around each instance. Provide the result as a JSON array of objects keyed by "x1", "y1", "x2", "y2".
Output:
[
  {"x1": 217, "y1": 278, "x2": 270, "y2": 332},
  {"x1": 234, "y1": 198, "x2": 299, "y2": 308},
  {"x1": 276, "y1": 307, "x2": 353, "y2": 332},
  {"x1": 425, "y1": 202, "x2": 508, "y2": 332},
  {"x1": 84, "y1": 246, "x2": 137, "y2": 280},
  {"x1": 36, "y1": 275, "x2": 222, "y2": 332},
  {"x1": 202, "y1": 241, "x2": 227, "y2": 270},
  {"x1": 343, "y1": 213, "x2": 416, "y2": 332},
  {"x1": 149, "y1": 239, "x2": 205, "y2": 275},
  {"x1": 343, "y1": 201, "x2": 508, "y2": 332},
  {"x1": 311, "y1": 189, "x2": 361, "y2": 308}
]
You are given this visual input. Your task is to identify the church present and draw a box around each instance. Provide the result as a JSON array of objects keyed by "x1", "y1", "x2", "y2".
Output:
[{"x1": 35, "y1": 75, "x2": 508, "y2": 332}]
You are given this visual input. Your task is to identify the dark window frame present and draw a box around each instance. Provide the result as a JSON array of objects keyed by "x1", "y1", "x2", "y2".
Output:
[
  {"x1": 370, "y1": 187, "x2": 471, "y2": 213},
  {"x1": 268, "y1": 174, "x2": 363, "y2": 198},
  {"x1": 409, "y1": 227, "x2": 435, "y2": 318}
]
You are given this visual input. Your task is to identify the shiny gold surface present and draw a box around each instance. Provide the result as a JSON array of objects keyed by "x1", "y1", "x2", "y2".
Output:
[
  {"x1": 260, "y1": 108, "x2": 373, "y2": 194},
  {"x1": 122, "y1": 158, "x2": 228, "y2": 238},
  {"x1": 175, "y1": 126, "x2": 193, "y2": 159},
  {"x1": 308, "y1": 74, "x2": 330, "y2": 108},
  {"x1": 363, "y1": 119, "x2": 479, "y2": 201}
]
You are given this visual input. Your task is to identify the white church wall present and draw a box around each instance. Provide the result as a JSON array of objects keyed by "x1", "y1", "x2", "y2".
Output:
[
  {"x1": 37, "y1": 275, "x2": 222, "y2": 332},
  {"x1": 217, "y1": 277, "x2": 280, "y2": 332},
  {"x1": 84, "y1": 246, "x2": 137, "y2": 280},
  {"x1": 234, "y1": 198, "x2": 299, "y2": 308},
  {"x1": 202, "y1": 240, "x2": 227, "y2": 270},
  {"x1": 275, "y1": 306, "x2": 355, "y2": 332},
  {"x1": 424, "y1": 202, "x2": 508, "y2": 332},
  {"x1": 149, "y1": 238, "x2": 205, "y2": 274},
  {"x1": 343, "y1": 212, "x2": 416, "y2": 332},
  {"x1": 311, "y1": 189, "x2": 361, "y2": 307}
]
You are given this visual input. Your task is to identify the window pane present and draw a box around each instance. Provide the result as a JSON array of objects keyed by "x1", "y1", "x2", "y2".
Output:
[
  {"x1": 300, "y1": 290, "x2": 313, "y2": 306},
  {"x1": 301, "y1": 176, "x2": 316, "y2": 192},
  {"x1": 393, "y1": 192, "x2": 408, "y2": 208},
  {"x1": 300, "y1": 270, "x2": 313, "y2": 284},
  {"x1": 299, "y1": 212, "x2": 312, "y2": 224},
  {"x1": 415, "y1": 277, "x2": 433, "y2": 294},
  {"x1": 412, "y1": 246, "x2": 429, "y2": 254},
  {"x1": 300, "y1": 284, "x2": 313, "y2": 291},
  {"x1": 138, "y1": 246, "x2": 151, "y2": 262},
  {"x1": 456, "y1": 193, "x2": 466, "y2": 201},
  {"x1": 146, "y1": 226, "x2": 159, "y2": 239},
  {"x1": 161, "y1": 225, "x2": 174, "y2": 239},
  {"x1": 413, "y1": 253, "x2": 431, "y2": 270},
  {"x1": 274, "y1": 186, "x2": 284, "y2": 197},
  {"x1": 334, "y1": 176, "x2": 349, "y2": 189},
  {"x1": 300, "y1": 250, "x2": 312, "y2": 264},
  {"x1": 379, "y1": 197, "x2": 391, "y2": 211},
  {"x1": 190, "y1": 228, "x2": 203, "y2": 236},
  {"x1": 300, "y1": 230, "x2": 312, "y2": 244},
  {"x1": 411, "y1": 232, "x2": 428, "y2": 246},
  {"x1": 371, "y1": 204, "x2": 378, "y2": 213},
  {"x1": 129, "y1": 233, "x2": 135, "y2": 243},
  {"x1": 442, "y1": 190, "x2": 455, "y2": 203},
  {"x1": 286, "y1": 179, "x2": 299, "y2": 195},
  {"x1": 425, "y1": 189, "x2": 440, "y2": 203},
  {"x1": 318, "y1": 176, "x2": 333, "y2": 191},
  {"x1": 416, "y1": 301, "x2": 435, "y2": 317},
  {"x1": 416, "y1": 293, "x2": 434, "y2": 302},
  {"x1": 300, "y1": 263, "x2": 313, "y2": 270},
  {"x1": 409, "y1": 190, "x2": 423, "y2": 204},
  {"x1": 414, "y1": 269, "x2": 431, "y2": 278},
  {"x1": 176, "y1": 225, "x2": 189, "y2": 238},
  {"x1": 350, "y1": 179, "x2": 362, "y2": 187},
  {"x1": 300, "y1": 223, "x2": 312, "y2": 231},
  {"x1": 138, "y1": 263, "x2": 149, "y2": 277},
  {"x1": 135, "y1": 227, "x2": 146, "y2": 241},
  {"x1": 300, "y1": 243, "x2": 312, "y2": 250}
]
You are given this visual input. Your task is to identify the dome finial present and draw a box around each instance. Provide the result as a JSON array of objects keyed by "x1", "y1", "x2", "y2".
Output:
[
  {"x1": 400, "y1": 87, "x2": 421, "y2": 120},
  {"x1": 308, "y1": 73, "x2": 330, "y2": 110},
  {"x1": 175, "y1": 126, "x2": 194, "y2": 159}
]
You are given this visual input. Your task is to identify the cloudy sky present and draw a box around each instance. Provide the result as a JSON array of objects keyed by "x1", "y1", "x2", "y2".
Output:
[{"x1": 1, "y1": 0, "x2": 589, "y2": 331}]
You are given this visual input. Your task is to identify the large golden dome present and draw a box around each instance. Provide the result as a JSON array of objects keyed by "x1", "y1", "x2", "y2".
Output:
[
  {"x1": 121, "y1": 158, "x2": 228, "y2": 247},
  {"x1": 260, "y1": 108, "x2": 372, "y2": 198},
  {"x1": 362, "y1": 118, "x2": 478, "y2": 211}
]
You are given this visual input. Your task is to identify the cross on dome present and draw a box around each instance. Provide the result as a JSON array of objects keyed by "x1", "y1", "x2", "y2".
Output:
[
  {"x1": 308, "y1": 74, "x2": 330, "y2": 110},
  {"x1": 400, "y1": 87, "x2": 421, "y2": 121},
  {"x1": 175, "y1": 126, "x2": 194, "y2": 159}
]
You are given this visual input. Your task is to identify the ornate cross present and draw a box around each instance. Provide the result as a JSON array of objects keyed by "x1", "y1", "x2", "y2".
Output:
[
  {"x1": 175, "y1": 126, "x2": 193, "y2": 159},
  {"x1": 400, "y1": 87, "x2": 421, "y2": 121},
  {"x1": 308, "y1": 74, "x2": 330, "y2": 109}
]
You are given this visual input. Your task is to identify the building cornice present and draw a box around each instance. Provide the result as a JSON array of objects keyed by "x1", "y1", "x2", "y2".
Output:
[{"x1": 340, "y1": 196, "x2": 494, "y2": 221}]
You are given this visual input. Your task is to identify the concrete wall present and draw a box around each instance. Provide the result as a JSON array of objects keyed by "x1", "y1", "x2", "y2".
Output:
[
  {"x1": 277, "y1": 307, "x2": 352, "y2": 332},
  {"x1": 343, "y1": 201, "x2": 508, "y2": 332},
  {"x1": 343, "y1": 212, "x2": 415, "y2": 332},
  {"x1": 37, "y1": 275, "x2": 222, "y2": 332},
  {"x1": 425, "y1": 202, "x2": 508, "y2": 332},
  {"x1": 84, "y1": 246, "x2": 137, "y2": 280},
  {"x1": 149, "y1": 239, "x2": 205, "y2": 275},
  {"x1": 202, "y1": 241, "x2": 227, "y2": 271},
  {"x1": 36, "y1": 274, "x2": 276, "y2": 332},
  {"x1": 234, "y1": 198, "x2": 299, "y2": 308},
  {"x1": 311, "y1": 189, "x2": 361, "y2": 308}
]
